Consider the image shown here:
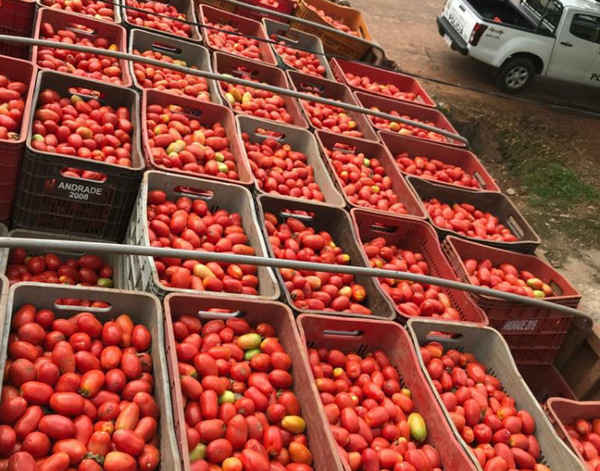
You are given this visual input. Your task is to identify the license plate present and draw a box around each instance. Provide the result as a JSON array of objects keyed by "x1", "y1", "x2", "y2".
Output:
[{"x1": 444, "y1": 34, "x2": 453, "y2": 46}]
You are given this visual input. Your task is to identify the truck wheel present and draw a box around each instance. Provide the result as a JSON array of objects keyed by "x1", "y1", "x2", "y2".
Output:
[{"x1": 495, "y1": 57, "x2": 535, "y2": 93}]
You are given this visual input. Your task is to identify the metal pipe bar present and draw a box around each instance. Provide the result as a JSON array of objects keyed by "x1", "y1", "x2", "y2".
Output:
[
  {"x1": 112, "y1": 0, "x2": 382, "y2": 50},
  {"x1": 0, "y1": 35, "x2": 468, "y2": 145},
  {"x1": 205, "y1": 0, "x2": 382, "y2": 49},
  {"x1": 0, "y1": 238, "x2": 592, "y2": 329}
]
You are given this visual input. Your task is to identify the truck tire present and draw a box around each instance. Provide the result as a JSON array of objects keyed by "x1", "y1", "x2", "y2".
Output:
[{"x1": 495, "y1": 57, "x2": 535, "y2": 93}]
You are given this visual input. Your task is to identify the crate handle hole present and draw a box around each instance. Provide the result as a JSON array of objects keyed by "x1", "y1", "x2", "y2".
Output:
[
  {"x1": 278, "y1": 210, "x2": 314, "y2": 221},
  {"x1": 330, "y1": 142, "x2": 357, "y2": 155},
  {"x1": 61, "y1": 168, "x2": 107, "y2": 184},
  {"x1": 197, "y1": 309, "x2": 244, "y2": 319},
  {"x1": 549, "y1": 280, "x2": 564, "y2": 296},
  {"x1": 151, "y1": 42, "x2": 182, "y2": 55},
  {"x1": 66, "y1": 22, "x2": 96, "y2": 35},
  {"x1": 424, "y1": 331, "x2": 463, "y2": 342},
  {"x1": 473, "y1": 171, "x2": 487, "y2": 189},
  {"x1": 68, "y1": 87, "x2": 105, "y2": 101},
  {"x1": 369, "y1": 223, "x2": 398, "y2": 234},
  {"x1": 274, "y1": 30, "x2": 301, "y2": 44},
  {"x1": 230, "y1": 66, "x2": 259, "y2": 78},
  {"x1": 506, "y1": 216, "x2": 525, "y2": 240},
  {"x1": 167, "y1": 104, "x2": 203, "y2": 119},
  {"x1": 174, "y1": 186, "x2": 214, "y2": 200},
  {"x1": 54, "y1": 298, "x2": 112, "y2": 311},
  {"x1": 322, "y1": 329, "x2": 363, "y2": 337},
  {"x1": 253, "y1": 127, "x2": 285, "y2": 141},
  {"x1": 298, "y1": 82, "x2": 325, "y2": 95}
]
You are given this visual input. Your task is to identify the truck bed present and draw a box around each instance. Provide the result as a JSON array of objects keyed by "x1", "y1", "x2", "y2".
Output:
[{"x1": 465, "y1": 0, "x2": 535, "y2": 30}]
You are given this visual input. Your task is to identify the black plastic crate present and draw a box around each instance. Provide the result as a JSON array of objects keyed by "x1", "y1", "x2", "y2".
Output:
[{"x1": 13, "y1": 71, "x2": 144, "y2": 242}]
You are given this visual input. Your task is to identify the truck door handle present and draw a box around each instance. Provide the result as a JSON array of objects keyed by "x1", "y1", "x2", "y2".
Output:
[{"x1": 560, "y1": 41, "x2": 573, "y2": 47}]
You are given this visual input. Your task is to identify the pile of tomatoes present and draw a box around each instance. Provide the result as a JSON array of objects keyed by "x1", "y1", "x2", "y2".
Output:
[
  {"x1": 0, "y1": 75, "x2": 27, "y2": 140},
  {"x1": 271, "y1": 40, "x2": 326, "y2": 78},
  {"x1": 322, "y1": 142, "x2": 408, "y2": 214},
  {"x1": 463, "y1": 258, "x2": 555, "y2": 298},
  {"x1": 5, "y1": 251, "x2": 114, "y2": 288},
  {"x1": 301, "y1": 94, "x2": 364, "y2": 138},
  {"x1": 145, "y1": 103, "x2": 240, "y2": 180},
  {"x1": 265, "y1": 213, "x2": 371, "y2": 314},
  {"x1": 368, "y1": 108, "x2": 449, "y2": 143},
  {"x1": 344, "y1": 73, "x2": 418, "y2": 102},
  {"x1": 132, "y1": 50, "x2": 211, "y2": 102},
  {"x1": 394, "y1": 153, "x2": 481, "y2": 189},
  {"x1": 420, "y1": 342, "x2": 548, "y2": 471},
  {"x1": 172, "y1": 313, "x2": 314, "y2": 471},
  {"x1": 0, "y1": 305, "x2": 160, "y2": 471},
  {"x1": 30, "y1": 89, "x2": 134, "y2": 175},
  {"x1": 362, "y1": 237, "x2": 461, "y2": 320},
  {"x1": 563, "y1": 416, "x2": 600, "y2": 470},
  {"x1": 308, "y1": 347, "x2": 442, "y2": 471},
  {"x1": 424, "y1": 200, "x2": 519, "y2": 242},
  {"x1": 205, "y1": 23, "x2": 267, "y2": 63},
  {"x1": 221, "y1": 75, "x2": 294, "y2": 124},
  {"x1": 146, "y1": 190, "x2": 259, "y2": 294},
  {"x1": 38, "y1": 0, "x2": 116, "y2": 21},
  {"x1": 306, "y1": 5, "x2": 360, "y2": 37},
  {"x1": 125, "y1": 0, "x2": 194, "y2": 38},
  {"x1": 36, "y1": 22, "x2": 125, "y2": 85},
  {"x1": 241, "y1": 132, "x2": 325, "y2": 201}
]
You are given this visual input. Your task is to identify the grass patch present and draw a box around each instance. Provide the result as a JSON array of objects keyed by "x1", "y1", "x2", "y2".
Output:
[
  {"x1": 509, "y1": 161, "x2": 599, "y2": 206},
  {"x1": 498, "y1": 118, "x2": 599, "y2": 207}
]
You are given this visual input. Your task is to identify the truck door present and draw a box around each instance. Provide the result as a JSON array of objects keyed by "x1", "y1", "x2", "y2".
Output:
[{"x1": 547, "y1": 11, "x2": 600, "y2": 83}]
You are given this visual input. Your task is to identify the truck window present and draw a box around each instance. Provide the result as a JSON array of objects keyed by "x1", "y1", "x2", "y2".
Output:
[
  {"x1": 522, "y1": 0, "x2": 562, "y2": 32},
  {"x1": 570, "y1": 14, "x2": 600, "y2": 43}
]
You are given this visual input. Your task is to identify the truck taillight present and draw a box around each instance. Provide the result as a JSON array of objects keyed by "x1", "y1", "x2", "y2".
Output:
[{"x1": 469, "y1": 23, "x2": 487, "y2": 45}]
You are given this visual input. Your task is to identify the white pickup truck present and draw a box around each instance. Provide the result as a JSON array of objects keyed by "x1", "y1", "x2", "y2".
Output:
[{"x1": 437, "y1": 0, "x2": 600, "y2": 91}]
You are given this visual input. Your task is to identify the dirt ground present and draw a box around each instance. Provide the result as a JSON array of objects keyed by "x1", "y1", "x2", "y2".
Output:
[{"x1": 352, "y1": 0, "x2": 600, "y2": 318}]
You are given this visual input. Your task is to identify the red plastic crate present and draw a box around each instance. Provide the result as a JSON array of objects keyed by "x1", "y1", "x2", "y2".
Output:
[
  {"x1": 32, "y1": 8, "x2": 132, "y2": 87},
  {"x1": 255, "y1": 193, "x2": 396, "y2": 319},
  {"x1": 379, "y1": 130, "x2": 501, "y2": 192},
  {"x1": 235, "y1": 0, "x2": 296, "y2": 23},
  {"x1": 0, "y1": 55, "x2": 36, "y2": 224},
  {"x1": 409, "y1": 176, "x2": 541, "y2": 253},
  {"x1": 442, "y1": 235, "x2": 581, "y2": 364},
  {"x1": 142, "y1": 89, "x2": 253, "y2": 186},
  {"x1": 331, "y1": 57, "x2": 436, "y2": 108},
  {"x1": 315, "y1": 130, "x2": 427, "y2": 218},
  {"x1": 0, "y1": 0, "x2": 35, "y2": 58},
  {"x1": 287, "y1": 69, "x2": 379, "y2": 141},
  {"x1": 351, "y1": 208, "x2": 488, "y2": 324},
  {"x1": 163, "y1": 294, "x2": 343, "y2": 471},
  {"x1": 13, "y1": 70, "x2": 144, "y2": 241},
  {"x1": 213, "y1": 51, "x2": 308, "y2": 128},
  {"x1": 296, "y1": 314, "x2": 479, "y2": 471},
  {"x1": 199, "y1": 5, "x2": 277, "y2": 65},
  {"x1": 546, "y1": 398, "x2": 600, "y2": 468},
  {"x1": 356, "y1": 91, "x2": 466, "y2": 148}
]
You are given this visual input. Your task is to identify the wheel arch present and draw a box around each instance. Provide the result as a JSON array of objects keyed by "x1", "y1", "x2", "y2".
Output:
[{"x1": 502, "y1": 53, "x2": 544, "y2": 75}]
